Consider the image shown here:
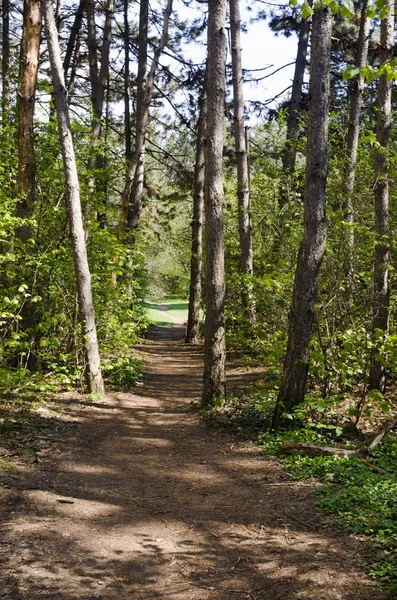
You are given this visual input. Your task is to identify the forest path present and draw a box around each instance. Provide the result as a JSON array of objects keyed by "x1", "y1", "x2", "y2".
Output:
[{"x1": 0, "y1": 326, "x2": 388, "y2": 600}]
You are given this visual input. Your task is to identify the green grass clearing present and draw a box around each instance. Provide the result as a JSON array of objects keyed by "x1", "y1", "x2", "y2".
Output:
[{"x1": 143, "y1": 297, "x2": 188, "y2": 327}]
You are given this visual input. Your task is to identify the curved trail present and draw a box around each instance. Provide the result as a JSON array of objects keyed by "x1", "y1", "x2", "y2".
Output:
[{"x1": 0, "y1": 327, "x2": 388, "y2": 600}]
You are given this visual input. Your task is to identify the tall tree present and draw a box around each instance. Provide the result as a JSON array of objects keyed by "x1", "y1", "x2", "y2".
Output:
[
  {"x1": 186, "y1": 80, "x2": 206, "y2": 344},
  {"x1": 273, "y1": 5, "x2": 333, "y2": 428},
  {"x1": 202, "y1": 0, "x2": 227, "y2": 407},
  {"x1": 280, "y1": 3, "x2": 311, "y2": 206},
  {"x1": 42, "y1": 0, "x2": 104, "y2": 396},
  {"x1": 229, "y1": 0, "x2": 255, "y2": 323},
  {"x1": 16, "y1": 0, "x2": 41, "y2": 240},
  {"x1": 342, "y1": 0, "x2": 371, "y2": 286},
  {"x1": 124, "y1": 0, "x2": 132, "y2": 164},
  {"x1": 63, "y1": 0, "x2": 85, "y2": 92},
  {"x1": 121, "y1": 0, "x2": 173, "y2": 240},
  {"x1": 86, "y1": 0, "x2": 114, "y2": 144},
  {"x1": 368, "y1": 0, "x2": 394, "y2": 392},
  {"x1": 1, "y1": 0, "x2": 10, "y2": 117}
]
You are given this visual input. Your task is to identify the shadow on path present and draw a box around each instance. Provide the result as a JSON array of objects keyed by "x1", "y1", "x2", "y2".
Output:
[{"x1": 0, "y1": 326, "x2": 388, "y2": 600}]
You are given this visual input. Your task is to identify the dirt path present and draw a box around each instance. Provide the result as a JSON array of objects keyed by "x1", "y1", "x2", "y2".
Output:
[
  {"x1": 159, "y1": 305, "x2": 186, "y2": 325},
  {"x1": 0, "y1": 326, "x2": 388, "y2": 600}
]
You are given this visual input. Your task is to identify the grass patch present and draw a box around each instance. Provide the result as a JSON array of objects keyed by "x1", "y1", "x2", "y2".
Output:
[{"x1": 143, "y1": 296, "x2": 189, "y2": 327}]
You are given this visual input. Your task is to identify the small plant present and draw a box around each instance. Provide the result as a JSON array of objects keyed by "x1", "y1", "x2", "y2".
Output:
[{"x1": 102, "y1": 356, "x2": 143, "y2": 389}]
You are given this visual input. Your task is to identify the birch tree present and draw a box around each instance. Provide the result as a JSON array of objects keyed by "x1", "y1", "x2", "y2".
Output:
[
  {"x1": 42, "y1": 0, "x2": 104, "y2": 396},
  {"x1": 273, "y1": 5, "x2": 333, "y2": 428},
  {"x1": 202, "y1": 0, "x2": 227, "y2": 407}
]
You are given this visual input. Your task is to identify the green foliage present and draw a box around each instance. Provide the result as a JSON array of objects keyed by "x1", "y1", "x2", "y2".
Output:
[
  {"x1": 258, "y1": 428, "x2": 397, "y2": 592},
  {"x1": 102, "y1": 357, "x2": 143, "y2": 389},
  {"x1": 0, "y1": 113, "x2": 148, "y2": 395}
]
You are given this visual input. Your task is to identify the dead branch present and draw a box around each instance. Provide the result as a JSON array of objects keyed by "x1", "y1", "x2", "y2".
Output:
[{"x1": 282, "y1": 418, "x2": 397, "y2": 471}]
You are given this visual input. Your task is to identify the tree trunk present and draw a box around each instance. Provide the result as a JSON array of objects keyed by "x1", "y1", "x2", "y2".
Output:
[
  {"x1": 201, "y1": 0, "x2": 227, "y2": 408},
  {"x1": 229, "y1": 0, "x2": 255, "y2": 323},
  {"x1": 273, "y1": 6, "x2": 332, "y2": 428},
  {"x1": 86, "y1": 0, "x2": 113, "y2": 224},
  {"x1": 2, "y1": 0, "x2": 10, "y2": 118},
  {"x1": 86, "y1": 0, "x2": 113, "y2": 143},
  {"x1": 342, "y1": 0, "x2": 371, "y2": 286},
  {"x1": 124, "y1": 0, "x2": 132, "y2": 163},
  {"x1": 121, "y1": 0, "x2": 173, "y2": 239},
  {"x1": 186, "y1": 82, "x2": 206, "y2": 344},
  {"x1": 368, "y1": 1, "x2": 394, "y2": 392},
  {"x1": 63, "y1": 0, "x2": 85, "y2": 88},
  {"x1": 280, "y1": 3, "x2": 311, "y2": 207},
  {"x1": 42, "y1": 0, "x2": 104, "y2": 396},
  {"x1": 16, "y1": 0, "x2": 41, "y2": 240}
]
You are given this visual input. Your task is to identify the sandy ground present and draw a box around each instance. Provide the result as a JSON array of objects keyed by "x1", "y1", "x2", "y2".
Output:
[{"x1": 0, "y1": 325, "x2": 389, "y2": 600}]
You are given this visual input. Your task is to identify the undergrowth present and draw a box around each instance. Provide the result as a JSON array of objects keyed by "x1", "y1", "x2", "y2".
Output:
[
  {"x1": 102, "y1": 356, "x2": 143, "y2": 389},
  {"x1": 206, "y1": 393, "x2": 397, "y2": 593}
]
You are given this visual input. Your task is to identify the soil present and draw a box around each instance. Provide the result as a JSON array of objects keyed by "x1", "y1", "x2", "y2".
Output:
[{"x1": 0, "y1": 325, "x2": 390, "y2": 600}]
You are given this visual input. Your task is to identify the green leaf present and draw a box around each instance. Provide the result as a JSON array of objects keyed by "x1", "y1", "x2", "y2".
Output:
[
  {"x1": 343, "y1": 65, "x2": 360, "y2": 81},
  {"x1": 379, "y1": 5, "x2": 389, "y2": 18},
  {"x1": 367, "y1": 389, "x2": 384, "y2": 402},
  {"x1": 330, "y1": 0, "x2": 340, "y2": 13},
  {"x1": 301, "y1": 1, "x2": 314, "y2": 18},
  {"x1": 289, "y1": 0, "x2": 298, "y2": 6},
  {"x1": 365, "y1": 6, "x2": 377, "y2": 17},
  {"x1": 362, "y1": 66, "x2": 377, "y2": 84},
  {"x1": 341, "y1": 3, "x2": 355, "y2": 18}
]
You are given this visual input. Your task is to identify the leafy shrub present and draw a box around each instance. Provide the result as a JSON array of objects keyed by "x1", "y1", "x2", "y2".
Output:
[{"x1": 102, "y1": 357, "x2": 143, "y2": 389}]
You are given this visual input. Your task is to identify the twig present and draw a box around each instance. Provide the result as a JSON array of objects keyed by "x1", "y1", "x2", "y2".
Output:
[{"x1": 283, "y1": 511, "x2": 314, "y2": 528}]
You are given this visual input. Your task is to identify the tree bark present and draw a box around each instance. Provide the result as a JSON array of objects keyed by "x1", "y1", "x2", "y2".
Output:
[
  {"x1": 201, "y1": 0, "x2": 227, "y2": 408},
  {"x1": 16, "y1": 0, "x2": 41, "y2": 240},
  {"x1": 186, "y1": 81, "x2": 206, "y2": 344},
  {"x1": 124, "y1": 0, "x2": 132, "y2": 163},
  {"x1": 368, "y1": 1, "x2": 394, "y2": 392},
  {"x1": 86, "y1": 0, "x2": 113, "y2": 143},
  {"x1": 121, "y1": 0, "x2": 173, "y2": 239},
  {"x1": 273, "y1": 6, "x2": 332, "y2": 428},
  {"x1": 42, "y1": 0, "x2": 104, "y2": 396},
  {"x1": 63, "y1": 0, "x2": 85, "y2": 89},
  {"x1": 280, "y1": 3, "x2": 311, "y2": 207},
  {"x1": 342, "y1": 0, "x2": 371, "y2": 286},
  {"x1": 2, "y1": 0, "x2": 10, "y2": 118},
  {"x1": 229, "y1": 0, "x2": 255, "y2": 323},
  {"x1": 124, "y1": 0, "x2": 149, "y2": 236},
  {"x1": 86, "y1": 0, "x2": 114, "y2": 224}
]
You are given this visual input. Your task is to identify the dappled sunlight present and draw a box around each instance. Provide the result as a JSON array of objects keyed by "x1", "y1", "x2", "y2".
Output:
[
  {"x1": 0, "y1": 326, "x2": 386, "y2": 600},
  {"x1": 26, "y1": 490, "x2": 123, "y2": 518}
]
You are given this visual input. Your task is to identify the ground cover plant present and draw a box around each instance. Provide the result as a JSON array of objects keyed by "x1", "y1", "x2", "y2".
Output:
[
  {"x1": 205, "y1": 387, "x2": 397, "y2": 594},
  {"x1": 258, "y1": 427, "x2": 397, "y2": 593}
]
